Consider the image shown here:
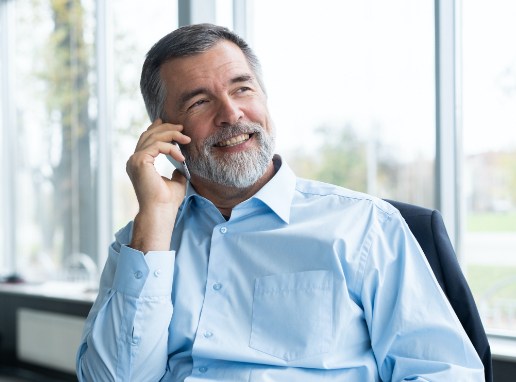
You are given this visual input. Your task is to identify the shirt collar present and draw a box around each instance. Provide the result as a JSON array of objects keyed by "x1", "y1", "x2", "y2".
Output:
[
  {"x1": 251, "y1": 154, "x2": 295, "y2": 224},
  {"x1": 175, "y1": 182, "x2": 201, "y2": 223},
  {"x1": 176, "y1": 154, "x2": 296, "y2": 224}
]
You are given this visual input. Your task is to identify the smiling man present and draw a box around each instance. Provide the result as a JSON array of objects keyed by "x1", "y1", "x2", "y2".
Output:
[{"x1": 76, "y1": 24, "x2": 485, "y2": 381}]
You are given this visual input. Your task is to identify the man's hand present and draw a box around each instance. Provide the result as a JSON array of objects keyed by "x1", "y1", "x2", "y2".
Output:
[{"x1": 126, "y1": 119, "x2": 191, "y2": 253}]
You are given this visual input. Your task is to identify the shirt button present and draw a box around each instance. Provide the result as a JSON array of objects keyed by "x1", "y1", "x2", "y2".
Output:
[
  {"x1": 199, "y1": 367, "x2": 208, "y2": 373},
  {"x1": 154, "y1": 269, "x2": 161, "y2": 277},
  {"x1": 203, "y1": 331, "x2": 213, "y2": 338},
  {"x1": 134, "y1": 270, "x2": 143, "y2": 279},
  {"x1": 212, "y1": 282, "x2": 222, "y2": 291},
  {"x1": 220, "y1": 226, "x2": 227, "y2": 234}
]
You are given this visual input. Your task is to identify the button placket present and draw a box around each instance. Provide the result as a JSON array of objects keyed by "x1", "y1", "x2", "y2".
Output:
[{"x1": 193, "y1": 222, "x2": 230, "y2": 361}]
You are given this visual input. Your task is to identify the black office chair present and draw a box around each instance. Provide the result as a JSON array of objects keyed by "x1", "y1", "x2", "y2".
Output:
[{"x1": 385, "y1": 199, "x2": 492, "y2": 382}]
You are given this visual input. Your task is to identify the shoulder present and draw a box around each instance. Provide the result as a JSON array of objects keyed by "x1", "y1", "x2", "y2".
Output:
[{"x1": 294, "y1": 177, "x2": 398, "y2": 219}]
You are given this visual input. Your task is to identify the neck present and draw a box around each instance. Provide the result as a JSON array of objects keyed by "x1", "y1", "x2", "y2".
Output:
[{"x1": 191, "y1": 162, "x2": 276, "y2": 217}]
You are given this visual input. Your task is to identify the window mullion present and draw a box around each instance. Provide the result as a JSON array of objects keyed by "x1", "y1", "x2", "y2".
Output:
[
  {"x1": 1, "y1": 0, "x2": 17, "y2": 273},
  {"x1": 435, "y1": 0, "x2": 461, "y2": 258},
  {"x1": 95, "y1": 0, "x2": 114, "y2": 270},
  {"x1": 178, "y1": 0, "x2": 216, "y2": 26}
]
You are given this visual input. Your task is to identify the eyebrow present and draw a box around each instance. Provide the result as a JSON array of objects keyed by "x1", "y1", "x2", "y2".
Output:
[
  {"x1": 177, "y1": 74, "x2": 255, "y2": 109},
  {"x1": 178, "y1": 88, "x2": 208, "y2": 109},
  {"x1": 230, "y1": 74, "x2": 254, "y2": 85}
]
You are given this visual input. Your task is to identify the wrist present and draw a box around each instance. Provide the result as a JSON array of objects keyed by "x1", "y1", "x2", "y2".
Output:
[{"x1": 130, "y1": 206, "x2": 179, "y2": 253}]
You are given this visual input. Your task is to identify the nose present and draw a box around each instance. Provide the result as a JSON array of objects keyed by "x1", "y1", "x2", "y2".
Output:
[{"x1": 214, "y1": 96, "x2": 243, "y2": 127}]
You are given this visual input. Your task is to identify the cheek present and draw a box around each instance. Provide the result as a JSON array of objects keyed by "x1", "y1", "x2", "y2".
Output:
[
  {"x1": 244, "y1": 101, "x2": 270, "y2": 125},
  {"x1": 183, "y1": 117, "x2": 211, "y2": 141},
  {"x1": 252, "y1": 107, "x2": 273, "y2": 133},
  {"x1": 183, "y1": 126, "x2": 212, "y2": 154}
]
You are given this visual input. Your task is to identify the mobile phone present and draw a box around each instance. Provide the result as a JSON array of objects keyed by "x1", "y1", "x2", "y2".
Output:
[{"x1": 166, "y1": 142, "x2": 191, "y2": 180}]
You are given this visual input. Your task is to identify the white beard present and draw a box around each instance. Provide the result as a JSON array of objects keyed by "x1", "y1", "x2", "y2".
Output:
[{"x1": 182, "y1": 121, "x2": 275, "y2": 188}]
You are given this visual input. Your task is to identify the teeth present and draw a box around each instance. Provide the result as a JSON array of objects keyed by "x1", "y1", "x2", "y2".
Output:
[{"x1": 216, "y1": 134, "x2": 250, "y2": 147}]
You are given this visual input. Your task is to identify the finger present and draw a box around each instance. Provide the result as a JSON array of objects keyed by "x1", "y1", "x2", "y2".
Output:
[
  {"x1": 147, "y1": 119, "x2": 181, "y2": 133},
  {"x1": 136, "y1": 128, "x2": 191, "y2": 153},
  {"x1": 148, "y1": 118, "x2": 163, "y2": 129},
  {"x1": 130, "y1": 141, "x2": 179, "y2": 167},
  {"x1": 138, "y1": 122, "x2": 190, "y2": 147},
  {"x1": 168, "y1": 142, "x2": 186, "y2": 161},
  {"x1": 139, "y1": 119, "x2": 179, "y2": 144},
  {"x1": 146, "y1": 129, "x2": 191, "y2": 146}
]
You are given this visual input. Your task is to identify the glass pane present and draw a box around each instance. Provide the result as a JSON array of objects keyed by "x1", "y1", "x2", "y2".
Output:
[
  {"x1": 0, "y1": 48, "x2": 3, "y2": 275},
  {"x1": 249, "y1": 0, "x2": 435, "y2": 207},
  {"x1": 111, "y1": 0, "x2": 178, "y2": 230},
  {"x1": 13, "y1": 0, "x2": 97, "y2": 281},
  {"x1": 462, "y1": 0, "x2": 516, "y2": 334},
  {"x1": 216, "y1": 0, "x2": 233, "y2": 29}
]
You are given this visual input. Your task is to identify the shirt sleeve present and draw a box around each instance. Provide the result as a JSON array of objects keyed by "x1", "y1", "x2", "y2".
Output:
[
  {"x1": 358, "y1": 210, "x2": 485, "y2": 381},
  {"x1": 76, "y1": 222, "x2": 175, "y2": 382}
]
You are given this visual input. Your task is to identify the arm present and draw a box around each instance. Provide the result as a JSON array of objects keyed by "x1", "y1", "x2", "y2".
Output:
[
  {"x1": 127, "y1": 118, "x2": 191, "y2": 253},
  {"x1": 360, "y1": 211, "x2": 485, "y2": 381},
  {"x1": 76, "y1": 120, "x2": 191, "y2": 381},
  {"x1": 76, "y1": 227, "x2": 175, "y2": 381}
]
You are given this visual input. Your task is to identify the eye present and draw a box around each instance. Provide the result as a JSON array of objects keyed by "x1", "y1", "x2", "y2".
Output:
[
  {"x1": 188, "y1": 98, "x2": 208, "y2": 110},
  {"x1": 237, "y1": 86, "x2": 252, "y2": 93}
]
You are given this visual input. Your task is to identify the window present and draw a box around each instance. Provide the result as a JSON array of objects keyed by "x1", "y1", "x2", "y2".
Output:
[
  {"x1": 461, "y1": 0, "x2": 516, "y2": 334},
  {"x1": 0, "y1": 0, "x2": 178, "y2": 282},
  {"x1": 1, "y1": 0, "x2": 515, "y2": 342},
  {"x1": 0, "y1": 0, "x2": 436, "y2": 278},
  {"x1": 8, "y1": 0, "x2": 98, "y2": 281},
  {"x1": 111, "y1": 0, "x2": 178, "y2": 231},
  {"x1": 0, "y1": 55, "x2": 4, "y2": 272},
  {"x1": 0, "y1": 8, "x2": 5, "y2": 271},
  {"x1": 248, "y1": 0, "x2": 436, "y2": 206}
]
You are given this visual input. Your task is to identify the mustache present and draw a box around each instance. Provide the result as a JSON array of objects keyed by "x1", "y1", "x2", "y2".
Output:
[{"x1": 203, "y1": 121, "x2": 264, "y2": 147}]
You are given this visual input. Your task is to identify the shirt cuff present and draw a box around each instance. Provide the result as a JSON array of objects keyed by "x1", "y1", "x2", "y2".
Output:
[{"x1": 112, "y1": 245, "x2": 175, "y2": 298}]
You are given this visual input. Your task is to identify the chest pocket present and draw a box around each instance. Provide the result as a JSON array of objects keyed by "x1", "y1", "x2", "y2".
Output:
[{"x1": 249, "y1": 270, "x2": 333, "y2": 362}]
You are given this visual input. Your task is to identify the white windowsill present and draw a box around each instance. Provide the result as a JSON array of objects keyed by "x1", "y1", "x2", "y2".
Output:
[
  {"x1": 0, "y1": 280, "x2": 97, "y2": 303},
  {"x1": 488, "y1": 332, "x2": 516, "y2": 362}
]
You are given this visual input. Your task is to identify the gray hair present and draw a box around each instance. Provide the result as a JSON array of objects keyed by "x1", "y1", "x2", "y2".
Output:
[{"x1": 140, "y1": 23, "x2": 265, "y2": 121}]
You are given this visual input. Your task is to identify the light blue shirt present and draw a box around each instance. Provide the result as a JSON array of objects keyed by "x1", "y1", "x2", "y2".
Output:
[{"x1": 77, "y1": 157, "x2": 484, "y2": 381}]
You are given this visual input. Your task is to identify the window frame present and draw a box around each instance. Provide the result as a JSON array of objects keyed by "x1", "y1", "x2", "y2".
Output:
[
  {"x1": 0, "y1": 0, "x2": 16, "y2": 272},
  {"x1": 1, "y1": 0, "x2": 515, "y2": 358}
]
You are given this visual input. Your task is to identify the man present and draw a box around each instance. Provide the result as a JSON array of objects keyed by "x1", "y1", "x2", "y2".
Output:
[{"x1": 77, "y1": 24, "x2": 484, "y2": 381}]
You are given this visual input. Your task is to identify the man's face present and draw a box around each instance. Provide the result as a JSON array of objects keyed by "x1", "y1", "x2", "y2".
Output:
[{"x1": 160, "y1": 41, "x2": 275, "y2": 188}]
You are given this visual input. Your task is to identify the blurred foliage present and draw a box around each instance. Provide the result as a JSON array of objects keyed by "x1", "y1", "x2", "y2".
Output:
[
  {"x1": 31, "y1": 0, "x2": 97, "y2": 261},
  {"x1": 467, "y1": 212, "x2": 516, "y2": 232},
  {"x1": 289, "y1": 124, "x2": 368, "y2": 191},
  {"x1": 467, "y1": 264, "x2": 516, "y2": 303},
  {"x1": 286, "y1": 123, "x2": 435, "y2": 207},
  {"x1": 287, "y1": 123, "x2": 516, "y2": 211}
]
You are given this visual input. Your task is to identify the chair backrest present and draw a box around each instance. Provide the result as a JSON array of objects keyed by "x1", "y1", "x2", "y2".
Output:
[{"x1": 385, "y1": 199, "x2": 492, "y2": 382}]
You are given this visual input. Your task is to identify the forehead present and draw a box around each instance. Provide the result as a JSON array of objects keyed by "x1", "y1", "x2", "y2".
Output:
[{"x1": 160, "y1": 41, "x2": 253, "y2": 93}]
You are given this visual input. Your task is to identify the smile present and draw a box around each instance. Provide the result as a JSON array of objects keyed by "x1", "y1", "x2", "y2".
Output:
[{"x1": 214, "y1": 133, "x2": 251, "y2": 147}]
